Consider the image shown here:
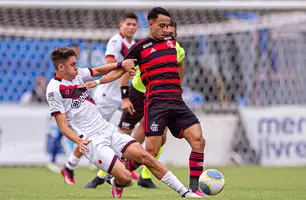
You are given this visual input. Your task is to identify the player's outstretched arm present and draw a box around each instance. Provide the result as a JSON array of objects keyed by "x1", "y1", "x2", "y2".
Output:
[
  {"x1": 54, "y1": 114, "x2": 91, "y2": 152},
  {"x1": 91, "y1": 59, "x2": 136, "y2": 77},
  {"x1": 78, "y1": 69, "x2": 126, "y2": 89}
]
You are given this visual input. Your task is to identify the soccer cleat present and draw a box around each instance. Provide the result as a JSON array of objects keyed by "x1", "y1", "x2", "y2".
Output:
[
  {"x1": 112, "y1": 186, "x2": 124, "y2": 198},
  {"x1": 195, "y1": 189, "x2": 209, "y2": 198},
  {"x1": 137, "y1": 175, "x2": 159, "y2": 189},
  {"x1": 110, "y1": 178, "x2": 125, "y2": 198},
  {"x1": 60, "y1": 167, "x2": 75, "y2": 185},
  {"x1": 131, "y1": 171, "x2": 139, "y2": 180},
  {"x1": 182, "y1": 191, "x2": 202, "y2": 198},
  {"x1": 84, "y1": 176, "x2": 105, "y2": 188},
  {"x1": 46, "y1": 163, "x2": 60, "y2": 173}
]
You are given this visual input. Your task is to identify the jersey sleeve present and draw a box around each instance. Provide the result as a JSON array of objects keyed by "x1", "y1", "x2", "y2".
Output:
[
  {"x1": 78, "y1": 68, "x2": 94, "y2": 82},
  {"x1": 47, "y1": 89, "x2": 65, "y2": 117},
  {"x1": 124, "y1": 43, "x2": 140, "y2": 65},
  {"x1": 176, "y1": 42, "x2": 186, "y2": 63},
  {"x1": 105, "y1": 36, "x2": 122, "y2": 61}
]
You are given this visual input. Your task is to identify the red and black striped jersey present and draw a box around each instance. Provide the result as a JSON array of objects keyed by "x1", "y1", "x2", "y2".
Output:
[{"x1": 125, "y1": 36, "x2": 182, "y2": 101}]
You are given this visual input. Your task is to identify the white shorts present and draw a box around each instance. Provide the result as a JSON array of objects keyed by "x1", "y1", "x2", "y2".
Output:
[{"x1": 83, "y1": 123, "x2": 136, "y2": 173}]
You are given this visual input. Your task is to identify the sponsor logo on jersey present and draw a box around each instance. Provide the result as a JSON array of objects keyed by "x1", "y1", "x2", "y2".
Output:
[
  {"x1": 71, "y1": 90, "x2": 90, "y2": 109},
  {"x1": 143, "y1": 42, "x2": 153, "y2": 49}
]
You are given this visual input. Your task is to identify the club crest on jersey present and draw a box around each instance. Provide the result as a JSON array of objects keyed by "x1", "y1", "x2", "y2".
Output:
[
  {"x1": 167, "y1": 40, "x2": 175, "y2": 48},
  {"x1": 71, "y1": 90, "x2": 90, "y2": 109}
]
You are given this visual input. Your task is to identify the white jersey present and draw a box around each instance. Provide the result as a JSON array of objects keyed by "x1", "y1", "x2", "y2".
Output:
[
  {"x1": 93, "y1": 33, "x2": 135, "y2": 104},
  {"x1": 46, "y1": 68, "x2": 114, "y2": 138}
]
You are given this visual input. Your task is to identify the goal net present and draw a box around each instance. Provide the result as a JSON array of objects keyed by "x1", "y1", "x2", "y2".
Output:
[{"x1": 1, "y1": 1, "x2": 306, "y2": 164}]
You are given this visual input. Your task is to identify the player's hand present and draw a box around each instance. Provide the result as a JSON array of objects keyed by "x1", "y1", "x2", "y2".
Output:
[
  {"x1": 129, "y1": 70, "x2": 136, "y2": 76},
  {"x1": 122, "y1": 98, "x2": 135, "y2": 115},
  {"x1": 78, "y1": 81, "x2": 97, "y2": 89},
  {"x1": 122, "y1": 59, "x2": 137, "y2": 74},
  {"x1": 78, "y1": 139, "x2": 92, "y2": 152}
]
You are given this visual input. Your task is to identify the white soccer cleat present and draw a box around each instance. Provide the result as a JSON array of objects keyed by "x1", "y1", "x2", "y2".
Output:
[{"x1": 182, "y1": 191, "x2": 203, "y2": 198}]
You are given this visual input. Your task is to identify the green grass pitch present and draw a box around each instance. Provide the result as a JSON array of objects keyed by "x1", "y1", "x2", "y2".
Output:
[{"x1": 0, "y1": 166, "x2": 305, "y2": 200}]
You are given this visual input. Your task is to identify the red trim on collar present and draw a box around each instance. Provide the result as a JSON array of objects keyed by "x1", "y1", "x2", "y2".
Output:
[
  {"x1": 53, "y1": 73, "x2": 62, "y2": 82},
  {"x1": 119, "y1": 32, "x2": 125, "y2": 38}
]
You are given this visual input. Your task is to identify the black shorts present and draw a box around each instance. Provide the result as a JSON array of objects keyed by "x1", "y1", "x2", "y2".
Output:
[
  {"x1": 118, "y1": 85, "x2": 145, "y2": 130},
  {"x1": 144, "y1": 100, "x2": 200, "y2": 138}
]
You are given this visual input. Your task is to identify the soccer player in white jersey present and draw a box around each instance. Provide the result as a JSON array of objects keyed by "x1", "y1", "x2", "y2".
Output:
[
  {"x1": 46, "y1": 47, "x2": 200, "y2": 198},
  {"x1": 60, "y1": 12, "x2": 139, "y2": 185},
  {"x1": 93, "y1": 12, "x2": 137, "y2": 121}
]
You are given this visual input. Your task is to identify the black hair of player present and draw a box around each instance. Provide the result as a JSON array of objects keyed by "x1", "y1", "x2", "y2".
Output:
[
  {"x1": 50, "y1": 47, "x2": 76, "y2": 70},
  {"x1": 169, "y1": 19, "x2": 177, "y2": 36},
  {"x1": 70, "y1": 43, "x2": 79, "y2": 48},
  {"x1": 121, "y1": 12, "x2": 138, "y2": 23},
  {"x1": 147, "y1": 7, "x2": 170, "y2": 21},
  {"x1": 169, "y1": 20, "x2": 177, "y2": 30}
]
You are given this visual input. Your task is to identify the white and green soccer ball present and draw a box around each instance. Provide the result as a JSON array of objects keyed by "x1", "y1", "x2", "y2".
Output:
[{"x1": 199, "y1": 169, "x2": 225, "y2": 196}]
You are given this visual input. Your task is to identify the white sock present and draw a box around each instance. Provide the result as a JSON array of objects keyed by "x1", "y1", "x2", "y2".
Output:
[
  {"x1": 65, "y1": 153, "x2": 80, "y2": 170},
  {"x1": 161, "y1": 171, "x2": 189, "y2": 196}
]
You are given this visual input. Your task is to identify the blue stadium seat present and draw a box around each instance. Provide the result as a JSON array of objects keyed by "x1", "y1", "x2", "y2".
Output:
[{"x1": 0, "y1": 37, "x2": 105, "y2": 102}]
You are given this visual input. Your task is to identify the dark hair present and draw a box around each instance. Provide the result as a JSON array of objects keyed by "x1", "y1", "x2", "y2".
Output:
[
  {"x1": 169, "y1": 20, "x2": 177, "y2": 30},
  {"x1": 70, "y1": 44, "x2": 79, "y2": 48},
  {"x1": 147, "y1": 7, "x2": 170, "y2": 21},
  {"x1": 121, "y1": 12, "x2": 138, "y2": 22},
  {"x1": 50, "y1": 47, "x2": 76, "y2": 70}
]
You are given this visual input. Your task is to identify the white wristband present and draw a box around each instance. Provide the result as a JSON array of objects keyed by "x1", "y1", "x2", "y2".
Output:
[{"x1": 95, "y1": 79, "x2": 101, "y2": 85}]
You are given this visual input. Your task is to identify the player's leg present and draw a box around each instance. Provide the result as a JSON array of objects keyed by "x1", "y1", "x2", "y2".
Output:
[
  {"x1": 138, "y1": 127, "x2": 166, "y2": 188},
  {"x1": 122, "y1": 141, "x2": 200, "y2": 197},
  {"x1": 61, "y1": 147, "x2": 83, "y2": 184},
  {"x1": 83, "y1": 133, "x2": 134, "y2": 198},
  {"x1": 132, "y1": 118, "x2": 145, "y2": 143},
  {"x1": 47, "y1": 129, "x2": 63, "y2": 173},
  {"x1": 168, "y1": 101, "x2": 206, "y2": 195},
  {"x1": 136, "y1": 100, "x2": 169, "y2": 188},
  {"x1": 84, "y1": 107, "x2": 142, "y2": 189},
  {"x1": 84, "y1": 103, "x2": 120, "y2": 188},
  {"x1": 182, "y1": 124, "x2": 205, "y2": 194}
]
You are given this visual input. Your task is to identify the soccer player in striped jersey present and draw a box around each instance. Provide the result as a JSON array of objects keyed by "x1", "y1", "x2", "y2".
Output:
[
  {"x1": 81, "y1": 7, "x2": 206, "y2": 196},
  {"x1": 121, "y1": 7, "x2": 206, "y2": 196},
  {"x1": 83, "y1": 19, "x2": 186, "y2": 189}
]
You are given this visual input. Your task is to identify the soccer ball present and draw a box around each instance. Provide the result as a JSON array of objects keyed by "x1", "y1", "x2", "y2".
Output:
[{"x1": 199, "y1": 169, "x2": 225, "y2": 196}]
